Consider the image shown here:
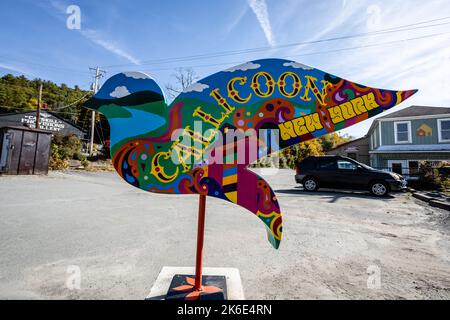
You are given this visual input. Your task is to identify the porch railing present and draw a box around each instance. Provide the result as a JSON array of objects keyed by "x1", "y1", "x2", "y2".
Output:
[{"x1": 371, "y1": 166, "x2": 437, "y2": 180}]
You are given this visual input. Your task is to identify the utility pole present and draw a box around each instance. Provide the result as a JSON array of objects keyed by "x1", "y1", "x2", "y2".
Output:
[
  {"x1": 36, "y1": 83, "x2": 42, "y2": 129},
  {"x1": 88, "y1": 67, "x2": 106, "y2": 156}
]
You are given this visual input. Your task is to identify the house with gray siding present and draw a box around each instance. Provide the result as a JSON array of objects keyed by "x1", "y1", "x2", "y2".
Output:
[
  {"x1": 327, "y1": 136, "x2": 370, "y2": 165},
  {"x1": 367, "y1": 106, "x2": 450, "y2": 178}
]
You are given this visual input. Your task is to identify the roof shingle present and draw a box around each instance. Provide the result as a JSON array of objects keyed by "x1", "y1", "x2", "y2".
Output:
[{"x1": 378, "y1": 105, "x2": 450, "y2": 119}]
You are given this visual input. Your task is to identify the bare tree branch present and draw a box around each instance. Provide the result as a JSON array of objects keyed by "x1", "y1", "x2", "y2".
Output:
[{"x1": 165, "y1": 67, "x2": 198, "y2": 100}]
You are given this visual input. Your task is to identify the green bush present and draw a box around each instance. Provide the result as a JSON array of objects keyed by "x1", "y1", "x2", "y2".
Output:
[
  {"x1": 49, "y1": 134, "x2": 83, "y2": 170},
  {"x1": 418, "y1": 161, "x2": 450, "y2": 191},
  {"x1": 48, "y1": 144, "x2": 69, "y2": 170},
  {"x1": 81, "y1": 159, "x2": 90, "y2": 168}
]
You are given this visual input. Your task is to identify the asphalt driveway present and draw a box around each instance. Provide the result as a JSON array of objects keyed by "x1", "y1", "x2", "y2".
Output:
[{"x1": 0, "y1": 169, "x2": 449, "y2": 299}]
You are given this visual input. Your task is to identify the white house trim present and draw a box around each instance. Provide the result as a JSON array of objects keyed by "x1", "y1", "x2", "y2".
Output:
[
  {"x1": 394, "y1": 121, "x2": 412, "y2": 144},
  {"x1": 437, "y1": 118, "x2": 450, "y2": 143},
  {"x1": 370, "y1": 132, "x2": 374, "y2": 150},
  {"x1": 378, "y1": 122, "x2": 382, "y2": 146},
  {"x1": 369, "y1": 150, "x2": 450, "y2": 154},
  {"x1": 386, "y1": 159, "x2": 447, "y2": 180},
  {"x1": 379, "y1": 113, "x2": 450, "y2": 122}
]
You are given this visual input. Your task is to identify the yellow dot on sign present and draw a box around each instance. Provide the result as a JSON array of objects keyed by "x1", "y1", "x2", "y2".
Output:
[
  {"x1": 202, "y1": 185, "x2": 207, "y2": 190},
  {"x1": 224, "y1": 127, "x2": 229, "y2": 133},
  {"x1": 246, "y1": 112, "x2": 251, "y2": 116},
  {"x1": 135, "y1": 142, "x2": 139, "y2": 145}
]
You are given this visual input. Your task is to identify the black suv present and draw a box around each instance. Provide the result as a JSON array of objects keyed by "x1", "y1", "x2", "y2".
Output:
[{"x1": 295, "y1": 155, "x2": 406, "y2": 196}]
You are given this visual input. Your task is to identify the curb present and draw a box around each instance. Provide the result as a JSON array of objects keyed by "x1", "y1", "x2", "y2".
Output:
[
  {"x1": 413, "y1": 192, "x2": 450, "y2": 211},
  {"x1": 429, "y1": 200, "x2": 450, "y2": 211},
  {"x1": 412, "y1": 192, "x2": 433, "y2": 203}
]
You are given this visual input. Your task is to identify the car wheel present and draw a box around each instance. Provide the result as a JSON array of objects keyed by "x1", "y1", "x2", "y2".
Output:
[
  {"x1": 303, "y1": 177, "x2": 318, "y2": 191},
  {"x1": 370, "y1": 181, "x2": 389, "y2": 197}
]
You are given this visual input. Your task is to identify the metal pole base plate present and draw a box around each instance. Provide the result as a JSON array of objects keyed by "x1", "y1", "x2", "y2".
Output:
[
  {"x1": 146, "y1": 267, "x2": 244, "y2": 300},
  {"x1": 166, "y1": 274, "x2": 227, "y2": 300}
]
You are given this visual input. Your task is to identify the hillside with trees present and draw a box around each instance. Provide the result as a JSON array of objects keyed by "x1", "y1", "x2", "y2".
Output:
[
  {"x1": 252, "y1": 133, "x2": 352, "y2": 169},
  {"x1": 0, "y1": 73, "x2": 352, "y2": 167},
  {"x1": 279, "y1": 133, "x2": 352, "y2": 168},
  {"x1": 0, "y1": 74, "x2": 93, "y2": 127}
]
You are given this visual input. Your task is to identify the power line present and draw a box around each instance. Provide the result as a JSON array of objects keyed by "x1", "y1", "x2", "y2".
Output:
[
  {"x1": 102, "y1": 16, "x2": 450, "y2": 69},
  {"x1": 52, "y1": 92, "x2": 92, "y2": 111},
  {"x1": 0, "y1": 78, "x2": 93, "y2": 92},
  {"x1": 0, "y1": 55, "x2": 91, "y2": 75},
  {"x1": 133, "y1": 30, "x2": 450, "y2": 73},
  {"x1": 0, "y1": 105, "x2": 81, "y2": 116},
  {"x1": 3, "y1": 30, "x2": 445, "y2": 110}
]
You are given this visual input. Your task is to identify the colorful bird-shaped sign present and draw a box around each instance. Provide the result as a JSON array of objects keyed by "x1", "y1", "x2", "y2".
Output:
[{"x1": 84, "y1": 59, "x2": 417, "y2": 249}]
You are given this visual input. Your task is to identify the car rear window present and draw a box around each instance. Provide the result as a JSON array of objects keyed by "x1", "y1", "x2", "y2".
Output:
[
  {"x1": 317, "y1": 159, "x2": 336, "y2": 170},
  {"x1": 299, "y1": 158, "x2": 315, "y2": 170}
]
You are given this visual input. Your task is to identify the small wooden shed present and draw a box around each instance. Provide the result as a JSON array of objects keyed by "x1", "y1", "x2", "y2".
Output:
[{"x1": 0, "y1": 126, "x2": 52, "y2": 175}]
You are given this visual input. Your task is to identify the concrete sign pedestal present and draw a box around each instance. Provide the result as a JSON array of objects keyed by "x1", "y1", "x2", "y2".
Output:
[{"x1": 146, "y1": 267, "x2": 245, "y2": 300}]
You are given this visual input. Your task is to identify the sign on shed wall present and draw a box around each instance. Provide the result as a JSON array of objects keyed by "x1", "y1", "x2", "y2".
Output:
[{"x1": 0, "y1": 111, "x2": 86, "y2": 138}]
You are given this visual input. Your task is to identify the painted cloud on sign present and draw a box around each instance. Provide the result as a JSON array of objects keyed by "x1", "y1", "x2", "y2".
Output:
[
  {"x1": 110, "y1": 86, "x2": 130, "y2": 98},
  {"x1": 183, "y1": 82, "x2": 209, "y2": 93},
  {"x1": 283, "y1": 61, "x2": 313, "y2": 70},
  {"x1": 123, "y1": 72, "x2": 150, "y2": 80},
  {"x1": 83, "y1": 58, "x2": 418, "y2": 251},
  {"x1": 225, "y1": 62, "x2": 261, "y2": 72}
]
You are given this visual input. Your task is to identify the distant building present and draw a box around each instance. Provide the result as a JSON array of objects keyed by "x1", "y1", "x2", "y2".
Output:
[
  {"x1": 327, "y1": 136, "x2": 370, "y2": 165},
  {"x1": 367, "y1": 105, "x2": 450, "y2": 178},
  {"x1": 0, "y1": 111, "x2": 86, "y2": 138}
]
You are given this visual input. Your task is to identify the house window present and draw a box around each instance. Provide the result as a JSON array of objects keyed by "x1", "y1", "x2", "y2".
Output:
[
  {"x1": 392, "y1": 163, "x2": 403, "y2": 175},
  {"x1": 394, "y1": 121, "x2": 411, "y2": 144},
  {"x1": 438, "y1": 118, "x2": 450, "y2": 143},
  {"x1": 409, "y1": 161, "x2": 419, "y2": 179}
]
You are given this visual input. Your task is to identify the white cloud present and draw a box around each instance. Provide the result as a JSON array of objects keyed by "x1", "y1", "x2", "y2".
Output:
[
  {"x1": 40, "y1": 1, "x2": 139, "y2": 65},
  {"x1": 225, "y1": 3, "x2": 249, "y2": 34},
  {"x1": 271, "y1": 0, "x2": 450, "y2": 139},
  {"x1": 247, "y1": 0, "x2": 275, "y2": 46},
  {"x1": 123, "y1": 71, "x2": 149, "y2": 79},
  {"x1": 225, "y1": 62, "x2": 261, "y2": 72},
  {"x1": 285, "y1": 1, "x2": 366, "y2": 57},
  {"x1": 283, "y1": 61, "x2": 313, "y2": 70},
  {"x1": 183, "y1": 82, "x2": 209, "y2": 93},
  {"x1": 0, "y1": 63, "x2": 34, "y2": 76},
  {"x1": 81, "y1": 30, "x2": 140, "y2": 65},
  {"x1": 110, "y1": 86, "x2": 130, "y2": 98},
  {"x1": 322, "y1": 4, "x2": 450, "y2": 138}
]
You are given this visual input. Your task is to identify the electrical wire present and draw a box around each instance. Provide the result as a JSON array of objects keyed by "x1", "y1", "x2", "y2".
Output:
[
  {"x1": 0, "y1": 55, "x2": 91, "y2": 75},
  {"x1": 52, "y1": 92, "x2": 92, "y2": 110},
  {"x1": 132, "y1": 30, "x2": 450, "y2": 73},
  {"x1": 102, "y1": 16, "x2": 450, "y2": 69}
]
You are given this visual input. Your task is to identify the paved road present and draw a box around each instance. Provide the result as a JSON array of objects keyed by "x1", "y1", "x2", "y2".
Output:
[{"x1": 0, "y1": 169, "x2": 449, "y2": 299}]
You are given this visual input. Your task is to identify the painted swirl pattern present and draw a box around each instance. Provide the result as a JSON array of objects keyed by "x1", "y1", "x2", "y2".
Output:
[{"x1": 84, "y1": 59, "x2": 417, "y2": 249}]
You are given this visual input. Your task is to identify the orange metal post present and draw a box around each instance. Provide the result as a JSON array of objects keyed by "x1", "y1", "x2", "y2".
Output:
[{"x1": 194, "y1": 194, "x2": 207, "y2": 291}]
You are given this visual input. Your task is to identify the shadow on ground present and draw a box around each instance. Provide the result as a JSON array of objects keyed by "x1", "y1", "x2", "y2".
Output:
[{"x1": 275, "y1": 186, "x2": 396, "y2": 203}]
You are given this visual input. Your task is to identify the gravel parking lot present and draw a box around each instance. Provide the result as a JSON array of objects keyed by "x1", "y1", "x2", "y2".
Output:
[{"x1": 0, "y1": 169, "x2": 449, "y2": 299}]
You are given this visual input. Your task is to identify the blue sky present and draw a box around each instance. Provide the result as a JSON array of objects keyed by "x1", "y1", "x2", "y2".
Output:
[{"x1": 1, "y1": 0, "x2": 450, "y2": 137}]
